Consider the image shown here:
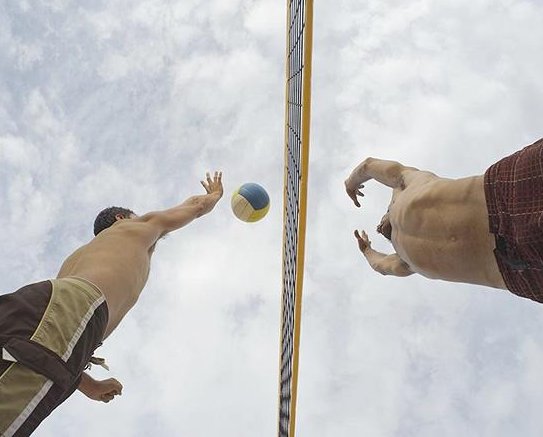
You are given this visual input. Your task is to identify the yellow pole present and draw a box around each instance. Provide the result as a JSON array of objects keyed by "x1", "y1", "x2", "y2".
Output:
[
  {"x1": 277, "y1": 0, "x2": 293, "y2": 434},
  {"x1": 288, "y1": 0, "x2": 314, "y2": 435}
]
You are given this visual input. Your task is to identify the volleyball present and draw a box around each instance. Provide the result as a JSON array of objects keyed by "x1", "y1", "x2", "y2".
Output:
[{"x1": 231, "y1": 183, "x2": 270, "y2": 222}]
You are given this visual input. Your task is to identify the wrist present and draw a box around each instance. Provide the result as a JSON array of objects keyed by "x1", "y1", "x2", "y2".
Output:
[
  {"x1": 347, "y1": 172, "x2": 362, "y2": 190},
  {"x1": 78, "y1": 373, "x2": 94, "y2": 396},
  {"x1": 346, "y1": 173, "x2": 356, "y2": 188},
  {"x1": 200, "y1": 192, "x2": 220, "y2": 214},
  {"x1": 208, "y1": 192, "x2": 222, "y2": 204}
]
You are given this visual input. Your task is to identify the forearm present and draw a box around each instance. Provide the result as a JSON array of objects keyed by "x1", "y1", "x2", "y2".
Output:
[
  {"x1": 196, "y1": 192, "x2": 222, "y2": 216},
  {"x1": 362, "y1": 246, "x2": 388, "y2": 271},
  {"x1": 172, "y1": 193, "x2": 218, "y2": 217},
  {"x1": 348, "y1": 157, "x2": 407, "y2": 189},
  {"x1": 361, "y1": 247, "x2": 413, "y2": 277},
  {"x1": 78, "y1": 372, "x2": 95, "y2": 396},
  {"x1": 148, "y1": 192, "x2": 220, "y2": 234},
  {"x1": 175, "y1": 192, "x2": 221, "y2": 220}
]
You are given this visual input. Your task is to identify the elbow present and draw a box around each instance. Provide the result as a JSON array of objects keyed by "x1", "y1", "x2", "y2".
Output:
[
  {"x1": 391, "y1": 265, "x2": 413, "y2": 277},
  {"x1": 361, "y1": 157, "x2": 375, "y2": 172},
  {"x1": 372, "y1": 259, "x2": 413, "y2": 277},
  {"x1": 370, "y1": 262, "x2": 388, "y2": 276},
  {"x1": 385, "y1": 164, "x2": 405, "y2": 189},
  {"x1": 374, "y1": 266, "x2": 409, "y2": 277}
]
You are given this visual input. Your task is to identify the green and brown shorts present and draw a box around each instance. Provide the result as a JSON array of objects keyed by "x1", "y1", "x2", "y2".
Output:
[{"x1": 0, "y1": 277, "x2": 108, "y2": 437}]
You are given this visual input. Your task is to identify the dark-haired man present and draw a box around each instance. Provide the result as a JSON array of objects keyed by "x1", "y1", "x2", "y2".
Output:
[
  {"x1": 0, "y1": 171, "x2": 223, "y2": 436},
  {"x1": 346, "y1": 139, "x2": 543, "y2": 304}
]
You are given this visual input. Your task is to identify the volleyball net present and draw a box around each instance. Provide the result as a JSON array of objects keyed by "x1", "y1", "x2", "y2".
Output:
[{"x1": 278, "y1": 0, "x2": 314, "y2": 436}]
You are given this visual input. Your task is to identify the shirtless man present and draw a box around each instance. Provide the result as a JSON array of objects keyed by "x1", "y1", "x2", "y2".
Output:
[
  {"x1": 345, "y1": 138, "x2": 543, "y2": 303},
  {"x1": 0, "y1": 171, "x2": 223, "y2": 436}
]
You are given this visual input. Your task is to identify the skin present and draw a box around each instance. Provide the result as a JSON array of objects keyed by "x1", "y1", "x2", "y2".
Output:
[
  {"x1": 345, "y1": 158, "x2": 507, "y2": 289},
  {"x1": 56, "y1": 171, "x2": 224, "y2": 403}
]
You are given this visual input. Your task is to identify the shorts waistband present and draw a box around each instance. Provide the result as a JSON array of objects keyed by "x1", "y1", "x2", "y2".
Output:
[{"x1": 60, "y1": 277, "x2": 105, "y2": 300}]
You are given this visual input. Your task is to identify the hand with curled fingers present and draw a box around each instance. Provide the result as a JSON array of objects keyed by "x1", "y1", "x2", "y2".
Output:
[
  {"x1": 345, "y1": 179, "x2": 365, "y2": 208},
  {"x1": 84, "y1": 377, "x2": 123, "y2": 403},
  {"x1": 354, "y1": 229, "x2": 372, "y2": 253}
]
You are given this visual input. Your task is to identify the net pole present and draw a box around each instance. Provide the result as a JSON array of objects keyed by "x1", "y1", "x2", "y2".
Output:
[
  {"x1": 289, "y1": 0, "x2": 313, "y2": 435},
  {"x1": 277, "y1": 0, "x2": 314, "y2": 436}
]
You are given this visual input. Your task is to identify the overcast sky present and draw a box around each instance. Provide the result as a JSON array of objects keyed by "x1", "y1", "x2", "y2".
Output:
[{"x1": 1, "y1": 0, "x2": 543, "y2": 436}]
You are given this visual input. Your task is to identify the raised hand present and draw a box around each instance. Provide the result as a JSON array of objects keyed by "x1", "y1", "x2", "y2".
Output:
[
  {"x1": 201, "y1": 171, "x2": 223, "y2": 198},
  {"x1": 354, "y1": 229, "x2": 372, "y2": 253}
]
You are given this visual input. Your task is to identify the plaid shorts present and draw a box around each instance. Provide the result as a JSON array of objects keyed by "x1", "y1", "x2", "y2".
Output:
[{"x1": 485, "y1": 138, "x2": 543, "y2": 303}]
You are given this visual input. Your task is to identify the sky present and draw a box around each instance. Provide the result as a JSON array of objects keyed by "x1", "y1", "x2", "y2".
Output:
[{"x1": 1, "y1": 0, "x2": 543, "y2": 436}]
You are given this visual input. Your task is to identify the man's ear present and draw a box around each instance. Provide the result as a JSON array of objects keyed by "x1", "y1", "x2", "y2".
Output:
[{"x1": 114, "y1": 214, "x2": 125, "y2": 221}]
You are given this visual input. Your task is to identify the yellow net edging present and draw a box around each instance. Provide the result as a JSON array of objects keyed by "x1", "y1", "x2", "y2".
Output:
[{"x1": 278, "y1": 0, "x2": 314, "y2": 436}]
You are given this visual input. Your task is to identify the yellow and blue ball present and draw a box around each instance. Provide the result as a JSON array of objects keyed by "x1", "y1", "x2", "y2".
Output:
[{"x1": 231, "y1": 183, "x2": 270, "y2": 222}]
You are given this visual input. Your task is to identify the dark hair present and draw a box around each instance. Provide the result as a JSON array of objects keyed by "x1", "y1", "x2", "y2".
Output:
[{"x1": 93, "y1": 206, "x2": 135, "y2": 236}]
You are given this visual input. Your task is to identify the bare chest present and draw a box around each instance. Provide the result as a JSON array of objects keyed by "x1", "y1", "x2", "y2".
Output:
[{"x1": 388, "y1": 178, "x2": 505, "y2": 287}]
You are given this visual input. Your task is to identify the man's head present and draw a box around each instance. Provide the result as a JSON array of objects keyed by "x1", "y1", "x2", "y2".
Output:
[
  {"x1": 93, "y1": 206, "x2": 136, "y2": 236},
  {"x1": 377, "y1": 212, "x2": 392, "y2": 241}
]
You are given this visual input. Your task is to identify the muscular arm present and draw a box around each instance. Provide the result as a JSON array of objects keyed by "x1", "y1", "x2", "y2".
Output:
[
  {"x1": 348, "y1": 157, "x2": 416, "y2": 187},
  {"x1": 143, "y1": 193, "x2": 221, "y2": 235},
  {"x1": 139, "y1": 171, "x2": 223, "y2": 238},
  {"x1": 345, "y1": 157, "x2": 424, "y2": 206},
  {"x1": 363, "y1": 248, "x2": 413, "y2": 277},
  {"x1": 354, "y1": 230, "x2": 413, "y2": 277}
]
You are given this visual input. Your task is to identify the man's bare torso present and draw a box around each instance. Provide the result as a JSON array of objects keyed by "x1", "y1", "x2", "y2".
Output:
[
  {"x1": 57, "y1": 220, "x2": 156, "y2": 338},
  {"x1": 388, "y1": 172, "x2": 506, "y2": 288},
  {"x1": 54, "y1": 171, "x2": 223, "y2": 343}
]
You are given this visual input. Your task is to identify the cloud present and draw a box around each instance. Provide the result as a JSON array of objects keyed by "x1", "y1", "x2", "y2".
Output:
[{"x1": 2, "y1": 0, "x2": 543, "y2": 436}]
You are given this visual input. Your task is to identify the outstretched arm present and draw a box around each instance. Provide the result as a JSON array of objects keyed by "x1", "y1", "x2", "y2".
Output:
[
  {"x1": 140, "y1": 171, "x2": 223, "y2": 238},
  {"x1": 345, "y1": 158, "x2": 420, "y2": 207},
  {"x1": 354, "y1": 230, "x2": 413, "y2": 277}
]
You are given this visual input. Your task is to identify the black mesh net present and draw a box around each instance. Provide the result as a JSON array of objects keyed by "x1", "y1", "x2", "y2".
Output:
[{"x1": 279, "y1": 0, "x2": 312, "y2": 435}]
